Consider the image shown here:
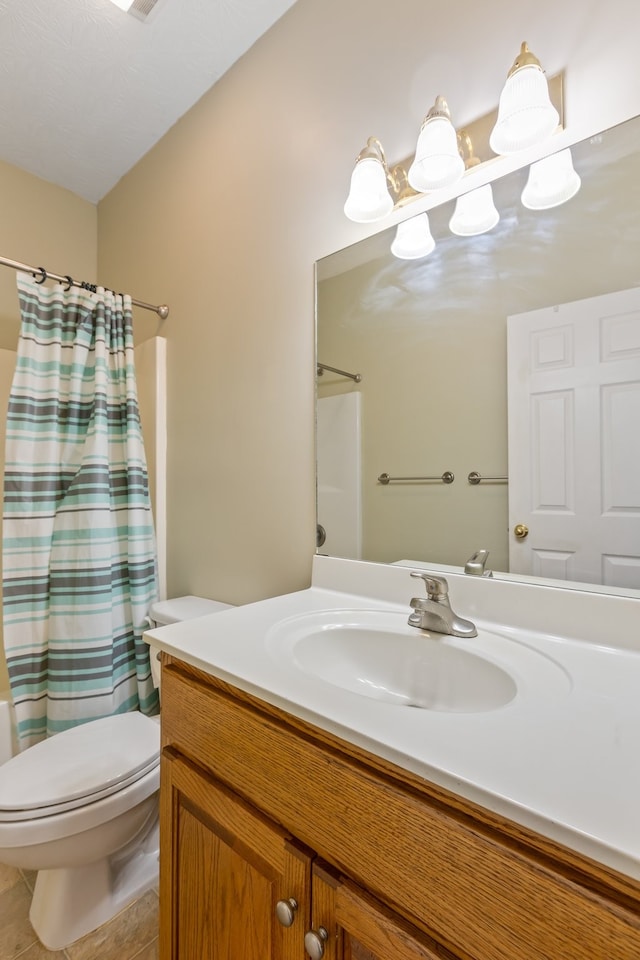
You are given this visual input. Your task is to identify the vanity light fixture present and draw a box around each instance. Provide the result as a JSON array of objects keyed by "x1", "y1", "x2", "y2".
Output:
[
  {"x1": 344, "y1": 97, "x2": 465, "y2": 225},
  {"x1": 520, "y1": 148, "x2": 581, "y2": 210},
  {"x1": 343, "y1": 138, "x2": 396, "y2": 223},
  {"x1": 407, "y1": 97, "x2": 465, "y2": 193},
  {"x1": 448, "y1": 133, "x2": 500, "y2": 237},
  {"x1": 448, "y1": 184, "x2": 500, "y2": 236},
  {"x1": 343, "y1": 43, "x2": 563, "y2": 226},
  {"x1": 489, "y1": 42, "x2": 559, "y2": 155},
  {"x1": 390, "y1": 213, "x2": 436, "y2": 260}
]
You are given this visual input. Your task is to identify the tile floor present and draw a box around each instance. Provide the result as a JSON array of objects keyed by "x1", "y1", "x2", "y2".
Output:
[{"x1": 0, "y1": 862, "x2": 158, "y2": 960}]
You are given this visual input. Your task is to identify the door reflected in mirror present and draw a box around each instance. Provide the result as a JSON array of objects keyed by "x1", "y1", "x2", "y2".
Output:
[{"x1": 316, "y1": 115, "x2": 640, "y2": 596}]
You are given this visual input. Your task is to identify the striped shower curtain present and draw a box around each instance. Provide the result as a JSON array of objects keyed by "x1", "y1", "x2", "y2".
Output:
[{"x1": 2, "y1": 273, "x2": 159, "y2": 749}]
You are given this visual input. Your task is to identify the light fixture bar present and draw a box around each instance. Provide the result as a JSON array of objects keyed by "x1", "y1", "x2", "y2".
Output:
[
  {"x1": 347, "y1": 72, "x2": 564, "y2": 225},
  {"x1": 399, "y1": 73, "x2": 563, "y2": 176}
]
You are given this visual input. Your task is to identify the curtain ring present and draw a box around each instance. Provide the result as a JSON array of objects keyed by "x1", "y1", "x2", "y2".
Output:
[
  {"x1": 34, "y1": 267, "x2": 47, "y2": 284},
  {"x1": 63, "y1": 275, "x2": 73, "y2": 292}
]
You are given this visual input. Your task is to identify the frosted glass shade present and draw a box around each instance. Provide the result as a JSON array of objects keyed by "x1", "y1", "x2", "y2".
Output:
[
  {"x1": 489, "y1": 65, "x2": 559, "y2": 155},
  {"x1": 390, "y1": 214, "x2": 436, "y2": 260},
  {"x1": 408, "y1": 117, "x2": 465, "y2": 192},
  {"x1": 449, "y1": 184, "x2": 500, "y2": 236},
  {"x1": 521, "y1": 149, "x2": 581, "y2": 210},
  {"x1": 344, "y1": 157, "x2": 394, "y2": 223},
  {"x1": 109, "y1": 0, "x2": 134, "y2": 9}
]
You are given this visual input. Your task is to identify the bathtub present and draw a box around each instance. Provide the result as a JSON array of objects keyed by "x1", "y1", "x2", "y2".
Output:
[{"x1": 0, "y1": 694, "x2": 15, "y2": 763}]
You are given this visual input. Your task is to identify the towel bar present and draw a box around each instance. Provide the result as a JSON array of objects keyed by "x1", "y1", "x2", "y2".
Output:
[
  {"x1": 468, "y1": 471, "x2": 508, "y2": 484},
  {"x1": 378, "y1": 471, "x2": 454, "y2": 485}
]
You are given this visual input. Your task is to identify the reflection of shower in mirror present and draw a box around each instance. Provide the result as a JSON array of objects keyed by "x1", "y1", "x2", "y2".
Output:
[{"x1": 316, "y1": 393, "x2": 362, "y2": 559}]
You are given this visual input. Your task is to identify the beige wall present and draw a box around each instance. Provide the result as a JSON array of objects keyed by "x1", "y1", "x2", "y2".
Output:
[
  {"x1": 97, "y1": 0, "x2": 640, "y2": 605},
  {"x1": 0, "y1": 159, "x2": 97, "y2": 350}
]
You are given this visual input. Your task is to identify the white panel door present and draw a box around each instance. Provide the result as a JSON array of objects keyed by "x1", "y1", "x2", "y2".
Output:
[{"x1": 507, "y1": 287, "x2": 640, "y2": 587}]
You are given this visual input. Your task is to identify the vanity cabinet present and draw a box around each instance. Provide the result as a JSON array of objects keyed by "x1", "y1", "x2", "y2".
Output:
[
  {"x1": 161, "y1": 753, "x2": 312, "y2": 959},
  {"x1": 308, "y1": 864, "x2": 449, "y2": 960},
  {"x1": 159, "y1": 655, "x2": 640, "y2": 960},
  {"x1": 162, "y1": 752, "x2": 439, "y2": 960}
]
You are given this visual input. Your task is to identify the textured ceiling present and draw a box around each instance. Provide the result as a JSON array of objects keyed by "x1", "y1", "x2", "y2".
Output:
[{"x1": 0, "y1": 0, "x2": 298, "y2": 203}]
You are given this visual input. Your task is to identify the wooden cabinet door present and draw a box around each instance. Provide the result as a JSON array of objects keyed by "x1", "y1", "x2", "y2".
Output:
[
  {"x1": 160, "y1": 751, "x2": 312, "y2": 960},
  {"x1": 310, "y1": 862, "x2": 454, "y2": 960}
]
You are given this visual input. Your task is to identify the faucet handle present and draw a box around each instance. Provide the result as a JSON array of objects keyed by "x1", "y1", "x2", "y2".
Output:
[
  {"x1": 410, "y1": 571, "x2": 449, "y2": 600},
  {"x1": 464, "y1": 549, "x2": 490, "y2": 576}
]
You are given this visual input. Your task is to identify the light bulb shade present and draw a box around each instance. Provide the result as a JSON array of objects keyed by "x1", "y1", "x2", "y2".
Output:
[
  {"x1": 390, "y1": 214, "x2": 436, "y2": 260},
  {"x1": 449, "y1": 184, "x2": 500, "y2": 236},
  {"x1": 521, "y1": 148, "x2": 581, "y2": 210},
  {"x1": 408, "y1": 116, "x2": 465, "y2": 192},
  {"x1": 489, "y1": 64, "x2": 559, "y2": 155},
  {"x1": 109, "y1": 0, "x2": 135, "y2": 9},
  {"x1": 344, "y1": 157, "x2": 394, "y2": 223}
]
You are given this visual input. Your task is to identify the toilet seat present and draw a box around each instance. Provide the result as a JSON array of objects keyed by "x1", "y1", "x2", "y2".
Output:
[{"x1": 0, "y1": 712, "x2": 160, "y2": 822}]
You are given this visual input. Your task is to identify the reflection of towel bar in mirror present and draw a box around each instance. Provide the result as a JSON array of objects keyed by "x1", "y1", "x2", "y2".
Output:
[
  {"x1": 378, "y1": 471, "x2": 454, "y2": 485},
  {"x1": 317, "y1": 363, "x2": 362, "y2": 383},
  {"x1": 468, "y1": 471, "x2": 508, "y2": 484}
]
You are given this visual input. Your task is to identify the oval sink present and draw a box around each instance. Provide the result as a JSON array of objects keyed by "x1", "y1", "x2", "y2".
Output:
[
  {"x1": 264, "y1": 609, "x2": 565, "y2": 713},
  {"x1": 295, "y1": 625, "x2": 515, "y2": 712}
]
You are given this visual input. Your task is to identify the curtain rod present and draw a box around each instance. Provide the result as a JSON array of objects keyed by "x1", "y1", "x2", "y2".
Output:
[{"x1": 0, "y1": 255, "x2": 169, "y2": 319}]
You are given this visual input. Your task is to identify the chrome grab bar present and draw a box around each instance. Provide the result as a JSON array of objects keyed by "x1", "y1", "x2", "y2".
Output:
[
  {"x1": 468, "y1": 471, "x2": 508, "y2": 484},
  {"x1": 378, "y1": 471, "x2": 454, "y2": 485},
  {"x1": 317, "y1": 363, "x2": 361, "y2": 383}
]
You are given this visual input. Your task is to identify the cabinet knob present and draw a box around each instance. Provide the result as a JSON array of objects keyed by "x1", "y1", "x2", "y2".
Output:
[
  {"x1": 275, "y1": 897, "x2": 298, "y2": 927},
  {"x1": 304, "y1": 927, "x2": 328, "y2": 959}
]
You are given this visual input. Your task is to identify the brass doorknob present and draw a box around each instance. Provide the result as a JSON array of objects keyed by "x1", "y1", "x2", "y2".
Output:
[{"x1": 514, "y1": 524, "x2": 529, "y2": 540}]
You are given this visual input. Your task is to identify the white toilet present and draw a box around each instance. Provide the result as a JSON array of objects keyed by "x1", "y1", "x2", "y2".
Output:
[{"x1": 0, "y1": 595, "x2": 233, "y2": 950}]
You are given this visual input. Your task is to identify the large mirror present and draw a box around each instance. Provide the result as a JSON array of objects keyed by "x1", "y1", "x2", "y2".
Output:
[{"x1": 316, "y1": 115, "x2": 640, "y2": 596}]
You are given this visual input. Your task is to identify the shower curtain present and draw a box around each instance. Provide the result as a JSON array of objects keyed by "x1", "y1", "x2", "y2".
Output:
[{"x1": 2, "y1": 273, "x2": 159, "y2": 749}]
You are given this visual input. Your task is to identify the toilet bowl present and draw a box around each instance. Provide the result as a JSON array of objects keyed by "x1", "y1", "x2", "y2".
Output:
[{"x1": 0, "y1": 595, "x2": 234, "y2": 950}]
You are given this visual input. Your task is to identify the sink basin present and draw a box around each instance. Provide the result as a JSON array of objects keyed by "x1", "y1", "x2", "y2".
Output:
[{"x1": 265, "y1": 609, "x2": 554, "y2": 713}]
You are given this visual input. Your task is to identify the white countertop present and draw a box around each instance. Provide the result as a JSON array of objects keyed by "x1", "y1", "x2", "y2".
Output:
[{"x1": 145, "y1": 556, "x2": 640, "y2": 881}]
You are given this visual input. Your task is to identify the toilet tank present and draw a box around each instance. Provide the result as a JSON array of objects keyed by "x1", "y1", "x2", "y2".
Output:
[{"x1": 147, "y1": 595, "x2": 235, "y2": 689}]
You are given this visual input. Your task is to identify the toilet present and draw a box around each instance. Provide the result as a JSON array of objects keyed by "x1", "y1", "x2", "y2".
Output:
[{"x1": 0, "y1": 595, "x2": 233, "y2": 950}]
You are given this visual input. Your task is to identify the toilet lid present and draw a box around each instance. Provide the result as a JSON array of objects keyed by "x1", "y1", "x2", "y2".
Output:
[{"x1": 0, "y1": 712, "x2": 160, "y2": 821}]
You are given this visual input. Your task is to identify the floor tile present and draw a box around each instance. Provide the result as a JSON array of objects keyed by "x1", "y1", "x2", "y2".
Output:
[
  {"x1": 0, "y1": 861, "x2": 22, "y2": 895},
  {"x1": 0, "y1": 880, "x2": 37, "y2": 960},
  {"x1": 13, "y1": 942, "x2": 67, "y2": 960},
  {"x1": 130, "y1": 941, "x2": 158, "y2": 960},
  {"x1": 19, "y1": 870, "x2": 38, "y2": 894},
  {"x1": 66, "y1": 890, "x2": 159, "y2": 960}
]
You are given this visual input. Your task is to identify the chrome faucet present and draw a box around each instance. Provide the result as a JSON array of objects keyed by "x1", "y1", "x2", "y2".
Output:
[
  {"x1": 464, "y1": 549, "x2": 493, "y2": 577},
  {"x1": 408, "y1": 572, "x2": 477, "y2": 638}
]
